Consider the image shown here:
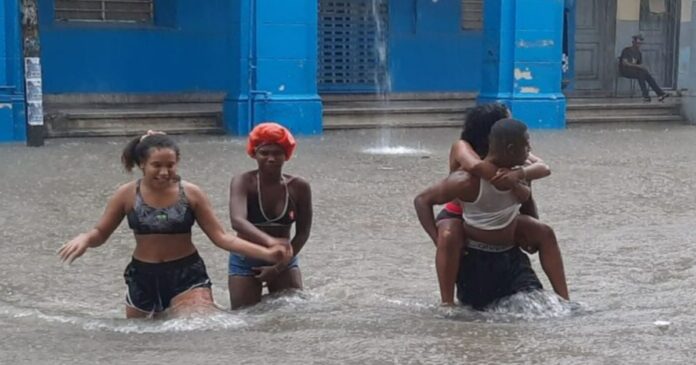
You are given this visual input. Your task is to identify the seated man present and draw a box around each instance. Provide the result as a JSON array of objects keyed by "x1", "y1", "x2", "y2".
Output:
[
  {"x1": 619, "y1": 34, "x2": 670, "y2": 103},
  {"x1": 415, "y1": 119, "x2": 562, "y2": 310}
]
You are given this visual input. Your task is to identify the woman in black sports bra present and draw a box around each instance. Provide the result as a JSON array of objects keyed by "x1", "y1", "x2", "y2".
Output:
[
  {"x1": 58, "y1": 131, "x2": 291, "y2": 318},
  {"x1": 228, "y1": 122, "x2": 312, "y2": 309}
]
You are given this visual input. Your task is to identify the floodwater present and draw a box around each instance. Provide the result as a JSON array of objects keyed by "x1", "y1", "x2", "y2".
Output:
[{"x1": 1, "y1": 124, "x2": 695, "y2": 364}]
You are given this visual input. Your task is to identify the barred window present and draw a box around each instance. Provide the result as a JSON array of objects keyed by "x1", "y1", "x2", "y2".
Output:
[
  {"x1": 461, "y1": 0, "x2": 483, "y2": 30},
  {"x1": 55, "y1": 0, "x2": 153, "y2": 23}
]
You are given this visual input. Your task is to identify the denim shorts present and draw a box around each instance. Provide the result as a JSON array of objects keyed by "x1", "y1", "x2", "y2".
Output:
[{"x1": 228, "y1": 253, "x2": 299, "y2": 277}]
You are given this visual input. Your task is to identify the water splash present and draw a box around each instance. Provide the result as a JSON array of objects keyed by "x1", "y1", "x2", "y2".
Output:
[
  {"x1": 483, "y1": 290, "x2": 588, "y2": 321},
  {"x1": 44, "y1": 311, "x2": 248, "y2": 334},
  {"x1": 0, "y1": 299, "x2": 247, "y2": 333},
  {"x1": 382, "y1": 290, "x2": 587, "y2": 322},
  {"x1": 363, "y1": 146, "x2": 430, "y2": 156},
  {"x1": 241, "y1": 290, "x2": 317, "y2": 314},
  {"x1": 0, "y1": 290, "x2": 330, "y2": 334}
]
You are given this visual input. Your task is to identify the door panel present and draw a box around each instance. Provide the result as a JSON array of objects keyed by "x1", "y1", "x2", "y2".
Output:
[{"x1": 574, "y1": 0, "x2": 615, "y2": 92}]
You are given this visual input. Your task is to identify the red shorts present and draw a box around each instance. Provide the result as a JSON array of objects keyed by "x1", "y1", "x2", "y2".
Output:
[
  {"x1": 436, "y1": 201, "x2": 463, "y2": 221},
  {"x1": 443, "y1": 201, "x2": 463, "y2": 215}
]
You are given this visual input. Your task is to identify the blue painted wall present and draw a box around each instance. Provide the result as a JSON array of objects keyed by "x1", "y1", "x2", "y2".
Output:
[
  {"x1": 389, "y1": 0, "x2": 482, "y2": 92},
  {"x1": 0, "y1": 0, "x2": 26, "y2": 142},
  {"x1": 36, "y1": 0, "x2": 237, "y2": 93}
]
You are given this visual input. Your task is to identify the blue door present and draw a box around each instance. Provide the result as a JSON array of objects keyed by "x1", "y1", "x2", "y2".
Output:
[{"x1": 318, "y1": 0, "x2": 389, "y2": 93}]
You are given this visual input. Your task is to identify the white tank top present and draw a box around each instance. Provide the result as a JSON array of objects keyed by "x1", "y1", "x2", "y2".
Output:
[{"x1": 461, "y1": 179, "x2": 521, "y2": 230}]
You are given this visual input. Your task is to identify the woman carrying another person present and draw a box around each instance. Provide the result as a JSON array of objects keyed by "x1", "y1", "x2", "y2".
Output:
[
  {"x1": 58, "y1": 131, "x2": 290, "y2": 318},
  {"x1": 228, "y1": 122, "x2": 312, "y2": 309},
  {"x1": 415, "y1": 118, "x2": 569, "y2": 309}
]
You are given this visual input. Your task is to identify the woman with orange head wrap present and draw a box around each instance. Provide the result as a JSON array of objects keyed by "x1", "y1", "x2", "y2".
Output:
[
  {"x1": 246, "y1": 122, "x2": 297, "y2": 160},
  {"x1": 228, "y1": 122, "x2": 313, "y2": 309}
]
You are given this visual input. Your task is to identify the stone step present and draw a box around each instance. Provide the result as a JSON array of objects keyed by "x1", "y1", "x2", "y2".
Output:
[
  {"x1": 323, "y1": 113, "x2": 463, "y2": 130},
  {"x1": 49, "y1": 104, "x2": 221, "y2": 118},
  {"x1": 45, "y1": 106, "x2": 223, "y2": 138},
  {"x1": 324, "y1": 102, "x2": 679, "y2": 116},
  {"x1": 566, "y1": 114, "x2": 685, "y2": 124},
  {"x1": 567, "y1": 108, "x2": 679, "y2": 117},
  {"x1": 47, "y1": 126, "x2": 225, "y2": 138},
  {"x1": 43, "y1": 93, "x2": 226, "y2": 138},
  {"x1": 43, "y1": 92, "x2": 225, "y2": 106},
  {"x1": 322, "y1": 96, "x2": 683, "y2": 129},
  {"x1": 325, "y1": 104, "x2": 470, "y2": 116},
  {"x1": 324, "y1": 97, "x2": 680, "y2": 111},
  {"x1": 320, "y1": 92, "x2": 475, "y2": 102},
  {"x1": 566, "y1": 101, "x2": 678, "y2": 110},
  {"x1": 323, "y1": 114, "x2": 686, "y2": 130},
  {"x1": 42, "y1": 93, "x2": 687, "y2": 137}
]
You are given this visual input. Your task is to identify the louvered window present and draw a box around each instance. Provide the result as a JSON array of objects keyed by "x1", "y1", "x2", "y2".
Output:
[
  {"x1": 461, "y1": 0, "x2": 483, "y2": 30},
  {"x1": 318, "y1": 0, "x2": 389, "y2": 92},
  {"x1": 55, "y1": 0, "x2": 153, "y2": 23}
]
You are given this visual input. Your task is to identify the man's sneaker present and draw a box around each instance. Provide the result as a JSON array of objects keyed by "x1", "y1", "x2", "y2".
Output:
[{"x1": 658, "y1": 93, "x2": 671, "y2": 102}]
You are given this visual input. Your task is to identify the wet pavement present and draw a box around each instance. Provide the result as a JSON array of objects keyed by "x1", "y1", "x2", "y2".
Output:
[{"x1": 1, "y1": 123, "x2": 695, "y2": 364}]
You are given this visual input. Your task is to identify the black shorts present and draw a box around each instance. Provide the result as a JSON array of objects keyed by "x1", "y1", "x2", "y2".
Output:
[
  {"x1": 124, "y1": 251, "x2": 212, "y2": 313},
  {"x1": 435, "y1": 208, "x2": 463, "y2": 222},
  {"x1": 456, "y1": 247, "x2": 542, "y2": 310}
]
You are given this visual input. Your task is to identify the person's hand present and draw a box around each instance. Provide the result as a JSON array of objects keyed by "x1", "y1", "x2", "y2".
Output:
[
  {"x1": 521, "y1": 245, "x2": 538, "y2": 254},
  {"x1": 490, "y1": 168, "x2": 521, "y2": 190},
  {"x1": 266, "y1": 244, "x2": 293, "y2": 263},
  {"x1": 58, "y1": 236, "x2": 90, "y2": 264},
  {"x1": 517, "y1": 237, "x2": 538, "y2": 254},
  {"x1": 252, "y1": 265, "x2": 282, "y2": 282}
]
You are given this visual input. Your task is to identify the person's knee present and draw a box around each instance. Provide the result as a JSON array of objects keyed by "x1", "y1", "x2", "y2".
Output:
[
  {"x1": 437, "y1": 223, "x2": 464, "y2": 251},
  {"x1": 637, "y1": 70, "x2": 650, "y2": 79},
  {"x1": 539, "y1": 224, "x2": 558, "y2": 244}
]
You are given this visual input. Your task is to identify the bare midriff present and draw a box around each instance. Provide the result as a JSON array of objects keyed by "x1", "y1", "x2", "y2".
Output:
[
  {"x1": 463, "y1": 219, "x2": 518, "y2": 246},
  {"x1": 132, "y1": 233, "x2": 197, "y2": 263}
]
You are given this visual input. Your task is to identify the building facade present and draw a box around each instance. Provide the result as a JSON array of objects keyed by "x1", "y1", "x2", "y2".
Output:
[
  {"x1": 0, "y1": 0, "x2": 692, "y2": 142},
  {"x1": 571, "y1": 0, "x2": 690, "y2": 94}
]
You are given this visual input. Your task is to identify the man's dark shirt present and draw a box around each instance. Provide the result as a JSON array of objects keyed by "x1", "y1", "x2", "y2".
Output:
[{"x1": 619, "y1": 46, "x2": 642, "y2": 74}]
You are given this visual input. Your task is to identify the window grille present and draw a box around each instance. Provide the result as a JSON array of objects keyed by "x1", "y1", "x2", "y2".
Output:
[
  {"x1": 318, "y1": 0, "x2": 389, "y2": 92},
  {"x1": 55, "y1": 0, "x2": 153, "y2": 23},
  {"x1": 461, "y1": 0, "x2": 483, "y2": 30}
]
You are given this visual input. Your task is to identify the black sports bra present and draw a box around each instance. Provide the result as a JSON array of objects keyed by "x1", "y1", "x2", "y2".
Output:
[
  {"x1": 127, "y1": 180, "x2": 195, "y2": 235},
  {"x1": 247, "y1": 174, "x2": 296, "y2": 227}
]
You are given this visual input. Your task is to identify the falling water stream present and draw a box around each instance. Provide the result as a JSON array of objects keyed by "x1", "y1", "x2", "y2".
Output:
[{"x1": 363, "y1": 0, "x2": 430, "y2": 157}]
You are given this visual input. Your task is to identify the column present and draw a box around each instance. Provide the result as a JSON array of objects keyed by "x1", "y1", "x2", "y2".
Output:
[
  {"x1": 0, "y1": 0, "x2": 27, "y2": 142},
  {"x1": 478, "y1": 0, "x2": 566, "y2": 129},
  {"x1": 224, "y1": 0, "x2": 322, "y2": 136}
]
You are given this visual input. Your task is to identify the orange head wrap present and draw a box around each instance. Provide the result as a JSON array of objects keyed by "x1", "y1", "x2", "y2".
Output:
[{"x1": 246, "y1": 122, "x2": 297, "y2": 160}]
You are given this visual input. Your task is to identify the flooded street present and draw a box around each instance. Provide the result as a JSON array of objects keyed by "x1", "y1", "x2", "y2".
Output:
[{"x1": 1, "y1": 124, "x2": 695, "y2": 364}]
